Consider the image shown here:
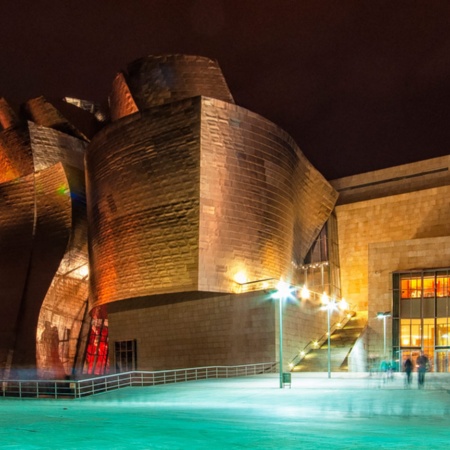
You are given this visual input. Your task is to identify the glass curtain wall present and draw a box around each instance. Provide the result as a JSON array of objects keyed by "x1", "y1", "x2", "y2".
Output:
[
  {"x1": 300, "y1": 214, "x2": 341, "y2": 299},
  {"x1": 393, "y1": 269, "x2": 450, "y2": 372}
]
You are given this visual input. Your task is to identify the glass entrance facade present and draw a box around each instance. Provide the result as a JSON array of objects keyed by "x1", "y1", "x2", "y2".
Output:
[{"x1": 393, "y1": 269, "x2": 450, "y2": 372}]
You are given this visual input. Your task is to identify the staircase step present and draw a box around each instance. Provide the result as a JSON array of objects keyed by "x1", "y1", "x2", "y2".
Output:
[{"x1": 293, "y1": 312, "x2": 367, "y2": 373}]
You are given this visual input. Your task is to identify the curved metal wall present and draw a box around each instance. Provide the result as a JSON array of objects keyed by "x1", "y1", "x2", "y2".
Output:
[
  {"x1": 109, "y1": 54, "x2": 234, "y2": 121},
  {"x1": 0, "y1": 174, "x2": 35, "y2": 372},
  {"x1": 0, "y1": 97, "x2": 92, "y2": 378},
  {"x1": 86, "y1": 99, "x2": 202, "y2": 308},
  {"x1": 198, "y1": 98, "x2": 298, "y2": 291},
  {"x1": 87, "y1": 94, "x2": 337, "y2": 309}
]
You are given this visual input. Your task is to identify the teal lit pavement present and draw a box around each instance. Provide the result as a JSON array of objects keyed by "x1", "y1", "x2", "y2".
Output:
[{"x1": 1, "y1": 373, "x2": 450, "y2": 449}]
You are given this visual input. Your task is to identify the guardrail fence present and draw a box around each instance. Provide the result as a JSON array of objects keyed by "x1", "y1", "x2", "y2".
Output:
[{"x1": 1, "y1": 361, "x2": 277, "y2": 400}]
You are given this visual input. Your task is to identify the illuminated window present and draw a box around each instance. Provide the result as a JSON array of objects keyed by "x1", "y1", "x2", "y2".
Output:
[
  {"x1": 436, "y1": 276, "x2": 450, "y2": 297},
  {"x1": 423, "y1": 277, "x2": 435, "y2": 298},
  {"x1": 401, "y1": 277, "x2": 422, "y2": 299},
  {"x1": 84, "y1": 318, "x2": 109, "y2": 375},
  {"x1": 394, "y1": 269, "x2": 450, "y2": 372},
  {"x1": 437, "y1": 318, "x2": 450, "y2": 346},
  {"x1": 400, "y1": 319, "x2": 421, "y2": 347}
]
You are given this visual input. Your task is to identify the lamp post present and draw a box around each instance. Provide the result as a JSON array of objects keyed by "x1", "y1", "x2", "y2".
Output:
[
  {"x1": 273, "y1": 280, "x2": 291, "y2": 388},
  {"x1": 377, "y1": 311, "x2": 392, "y2": 358},
  {"x1": 321, "y1": 294, "x2": 348, "y2": 379},
  {"x1": 321, "y1": 293, "x2": 334, "y2": 379}
]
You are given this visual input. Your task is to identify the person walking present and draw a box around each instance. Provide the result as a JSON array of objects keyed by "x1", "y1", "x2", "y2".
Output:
[
  {"x1": 404, "y1": 357, "x2": 413, "y2": 387},
  {"x1": 416, "y1": 351, "x2": 429, "y2": 389}
]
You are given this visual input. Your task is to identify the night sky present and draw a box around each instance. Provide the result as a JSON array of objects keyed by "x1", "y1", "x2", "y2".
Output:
[{"x1": 1, "y1": 0, "x2": 450, "y2": 179}]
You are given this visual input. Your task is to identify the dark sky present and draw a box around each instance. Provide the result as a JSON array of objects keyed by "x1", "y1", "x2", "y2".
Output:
[{"x1": 1, "y1": 0, "x2": 450, "y2": 179}]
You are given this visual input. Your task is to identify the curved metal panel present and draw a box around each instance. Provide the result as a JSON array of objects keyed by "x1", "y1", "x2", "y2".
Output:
[
  {"x1": 292, "y1": 152, "x2": 339, "y2": 264},
  {"x1": 122, "y1": 54, "x2": 234, "y2": 111},
  {"x1": 29, "y1": 122, "x2": 86, "y2": 172},
  {"x1": 11, "y1": 163, "x2": 72, "y2": 373},
  {"x1": 0, "y1": 126, "x2": 33, "y2": 183},
  {"x1": 87, "y1": 95, "x2": 338, "y2": 309},
  {"x1": 23, "y1": 96, "x2": 88, "y2": 142},
  {"x1": 199, "y1": 98, "x2": 298, "y2": 290},
  {"x1": 0, "y1": 98, "x2": 19, "y2": 130},
  {"x1": 86, "y1": 99, "x2": 202, "y2": 309},
  {"x1": 0, "y1": 174, "x2": 35, "y2": 374},
  {"x1": 109, "y1": 72, "x2": 139, "y2": 121}
]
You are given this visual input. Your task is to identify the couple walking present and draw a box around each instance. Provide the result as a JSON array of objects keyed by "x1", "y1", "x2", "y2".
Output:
[{"x1": 404, "y1": 351, "x2": 429, "y2": 388}]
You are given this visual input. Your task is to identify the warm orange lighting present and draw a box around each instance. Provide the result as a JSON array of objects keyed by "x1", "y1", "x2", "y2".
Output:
[{"x1": 234, "y1": 271, "x2": 247, "y2": 285}]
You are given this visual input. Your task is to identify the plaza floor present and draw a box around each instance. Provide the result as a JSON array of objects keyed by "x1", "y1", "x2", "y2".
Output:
[{"x1": 1, "y1": 372, "x2": 449, "y2": 449}]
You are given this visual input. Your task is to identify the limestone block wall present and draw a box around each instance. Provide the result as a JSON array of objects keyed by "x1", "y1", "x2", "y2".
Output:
[
  {"x1": 332, "y1": 155, "x2": 450, "y2": 205},
  {"x1": 367, "y1": 236, "x2": 450, "y2": 358},
  {"x1": 283, "y1": 297, "x2": 331, "y2": 365},
  {"x1": 107, "y1": 291, "x2": 276, "y2": 371},
  {"x1": 107, "y1": 289, "x2": 332, "y2": 372},
  {"x1": 335, "y1": 185, "x2": 450, "y2": 312}
]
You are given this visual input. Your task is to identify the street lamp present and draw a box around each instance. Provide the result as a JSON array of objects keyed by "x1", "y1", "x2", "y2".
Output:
[
  {"x1": 377, "y1": 311, "x2": 391, "y2": 358},
  {"x1": 321, "y1": 294, "x2": 347, "y2": 379},
  {"x1": 321, "y1": 293, "x2": 334, "y2": 378},
  {"x1": 272, "y1": 280, "x2": 292, "y2": 388}
]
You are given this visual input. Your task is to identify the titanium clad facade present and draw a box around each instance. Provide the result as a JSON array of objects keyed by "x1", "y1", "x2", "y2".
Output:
[
  {"x1": 10, "y1": 163, "x2": 72, "y2": 372},
  {"x1": 109, "y1": 72, "x2": 139, "y2": 121},
  {"x1": 1, "y1": 54, "x2": 343, "y2": 377},
  {"x1": 0, "y1": 174, "x2": 35, "y2": 371},
  {"x1": 124, "y1": 54, "x2": 234, "y2": 111},
  {"x1": 199, "y1": 97, "x2": 318, "y2": 291},
  {"x1": 87, "y1": 55, "x2": 338, "y2": 371},
  {"x1": 87, "y1": 98, "x2": 202, "y2": 307},
  {"x1": 0, "y1": 126, "x2": 33, "y2": 183},
  {"x1": 87, "y1": 95, "x2": 337, "y2": 309},
  {"x1": 0, "y1": 96, "x2": 95, "y2": 378}
]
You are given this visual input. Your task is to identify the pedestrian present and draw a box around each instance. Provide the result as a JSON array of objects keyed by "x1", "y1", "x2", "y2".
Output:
[
  {"x1": 416, "y1": 351, "x2": 429, "y2": 388},
  {"x1": 404, "y1": 357, "x2": 413, "y2": 387},
  {"x1": 380, "y1": 359, "x2": 392, "y2": 382}
]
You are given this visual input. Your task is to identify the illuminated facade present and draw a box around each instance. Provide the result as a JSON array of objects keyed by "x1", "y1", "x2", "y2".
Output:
[
  {"x1": 0, "y1": 96, "x2": 101, "y2": 378},
  {"x1": 2, "y1": 54, "x2": 450, "y2": 378},
  {"x1": 331, "y1": 156, "x2": 450, "y2": 372},
  {"x1": 86, "y1": 55, "x2": 338, "y2": 371}
]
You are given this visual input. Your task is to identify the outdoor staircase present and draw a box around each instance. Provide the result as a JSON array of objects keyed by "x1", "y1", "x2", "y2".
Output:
[{"x1": 292, "y1": 312, "x2": 367, "y2": 372}]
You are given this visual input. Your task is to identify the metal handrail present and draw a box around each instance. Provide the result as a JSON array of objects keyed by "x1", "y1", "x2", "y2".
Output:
[
  {"x1": 0, "y1": 362, "x2": 277, "y2": 400},
  {"x1": 288, "y1": 311, "x2": 356, "y2": 368}
]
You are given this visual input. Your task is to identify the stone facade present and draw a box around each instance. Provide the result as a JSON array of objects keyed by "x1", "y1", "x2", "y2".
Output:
[
  {"x1": 6, "y1": 53, "x2": 450, "y2": 377},
  {"x1": 331, "y1": 156, "x2": 450, "y2": 362},
  {"x1": 108, "y1": 290, "x2": 332, "y2": 372}
]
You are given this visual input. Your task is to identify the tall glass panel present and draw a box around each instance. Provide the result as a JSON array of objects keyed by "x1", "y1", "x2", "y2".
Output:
[
  {"x1": 436, "y1": 275, "x2": 449, "y2": 297},
  {"x1": 395, "y1": 269, "x2": 450, "y2": 373},
  {"x1": 436, "y1": 317, "x2": 449, "y2": 347},
  {"x1": 400, "y1": 318, "x2": 421, "y2": 347},
  {"x1": 423, "y1": 318, "x2": 435, "y2": 362}
]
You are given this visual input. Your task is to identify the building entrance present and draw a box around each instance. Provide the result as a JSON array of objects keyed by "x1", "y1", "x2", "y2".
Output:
[{"x1": 393, "y1": 269, "x2": 450, "y2": 374}]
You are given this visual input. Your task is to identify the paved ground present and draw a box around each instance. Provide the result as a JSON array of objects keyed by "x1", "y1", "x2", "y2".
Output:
[{"x1": 1, "y1": 372, "x2": 449, "y2": 449}]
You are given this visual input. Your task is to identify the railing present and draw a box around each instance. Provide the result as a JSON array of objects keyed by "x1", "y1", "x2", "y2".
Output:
[
  {"x1": 288, "y1": 311, "x2": 356, "y2": 368},
  {"x1": 0, "y1": 361, "x2": 277, "y2": 400}
]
